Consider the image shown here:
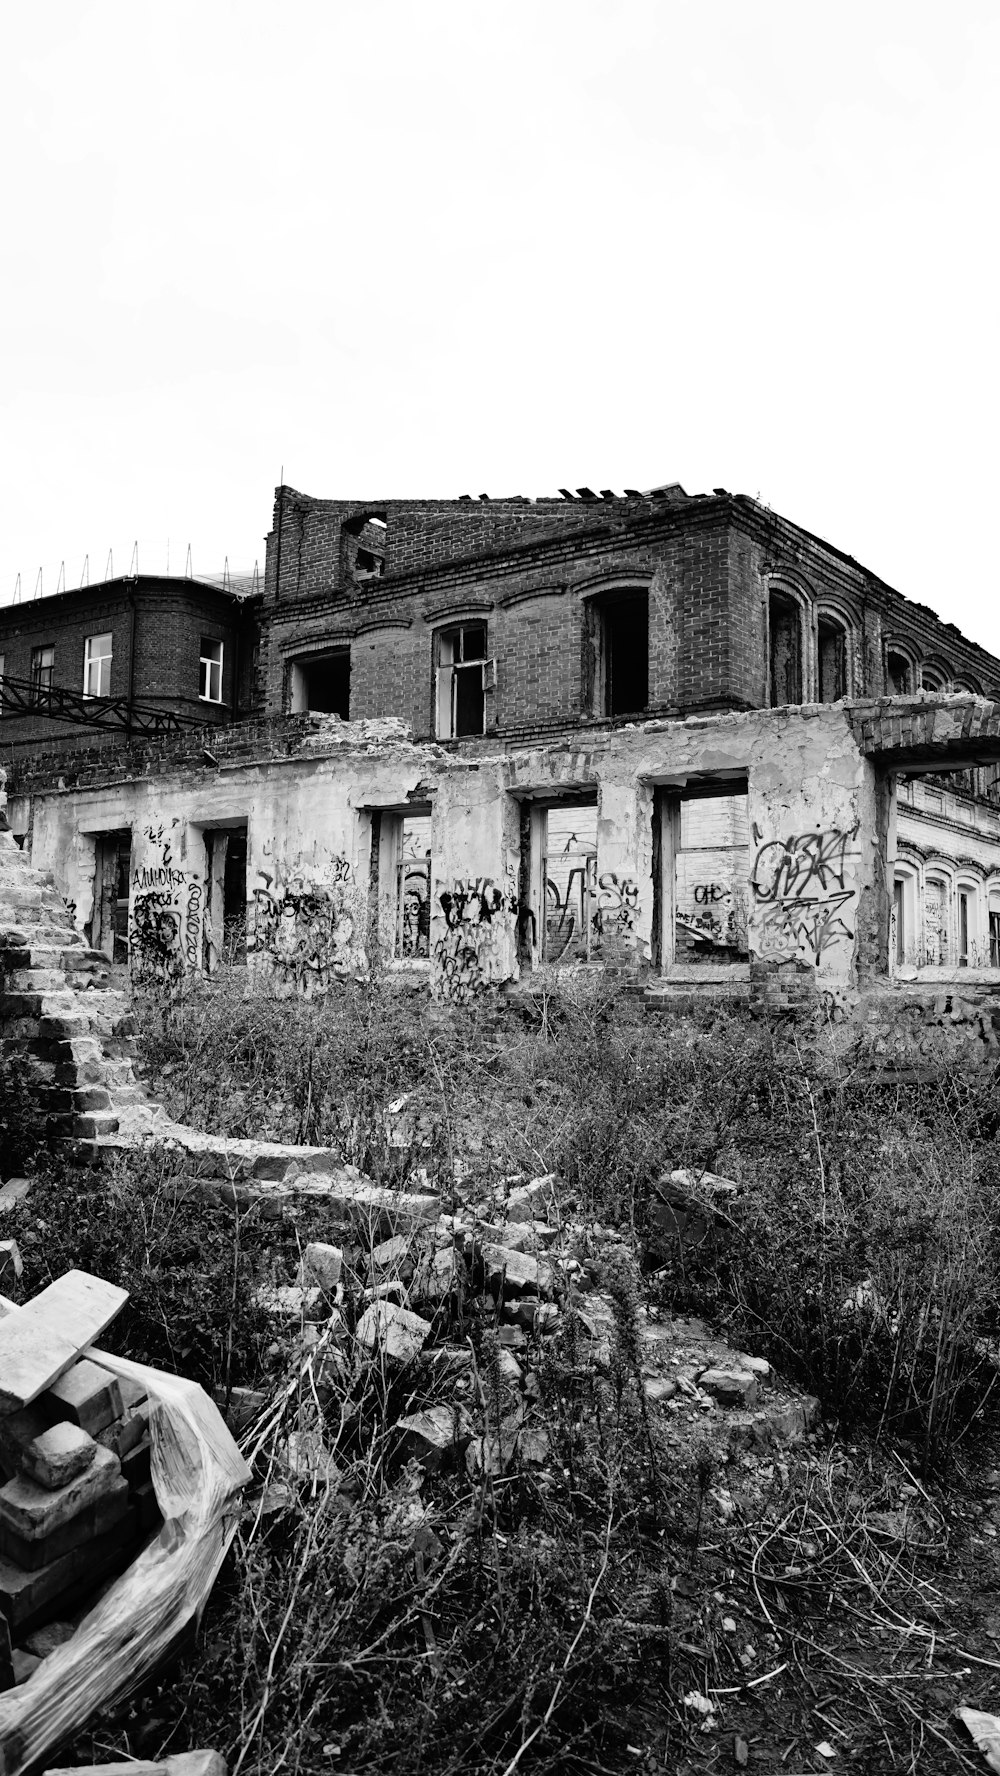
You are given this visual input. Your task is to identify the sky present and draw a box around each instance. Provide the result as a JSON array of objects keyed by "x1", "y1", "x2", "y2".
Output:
[{"x1": 2, "y1": 1, "x2": 998, "y2": 649}]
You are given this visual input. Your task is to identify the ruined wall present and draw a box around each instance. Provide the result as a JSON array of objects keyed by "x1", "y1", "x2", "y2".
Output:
[{"x1": 22, "y1": 705, "x2": 883, "y2": 1010}]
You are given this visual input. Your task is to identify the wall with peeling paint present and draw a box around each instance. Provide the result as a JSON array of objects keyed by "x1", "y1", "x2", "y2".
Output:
[{"x1": 23, "y1": 704, "x2": 887, "y2": 1006}]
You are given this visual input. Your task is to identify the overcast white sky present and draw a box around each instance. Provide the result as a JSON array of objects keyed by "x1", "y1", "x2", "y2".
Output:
[{"x1": 2, "y1": 1, "x2": 998, "y2": 649}]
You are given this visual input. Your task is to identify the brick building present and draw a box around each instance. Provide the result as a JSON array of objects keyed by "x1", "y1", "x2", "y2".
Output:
[
  {"x1": 6, "y1": 481, "x2": 1000, "y2": 1009},
  {"x1": 0, "y1": 573, "x2": 259, "y2": 758}
]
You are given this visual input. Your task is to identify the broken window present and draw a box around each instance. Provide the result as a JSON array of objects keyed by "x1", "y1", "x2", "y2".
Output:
[
  {"x1": 920, "y1": 664, "x2": 948, "y2": 693},
  {"x1": 288, "y1": 649, "x2": 351, "y2": 717},
  {"x1": 374, "y1": 809, "x2": 432, "y2": 961},
  {"x1": 990, "y1": 893, "x2": 1000, "y2": 967},
  {"x1": 200, "y1": 638, "x2": 224, "y2": 703},
  {"x1": 31, "y1": 645, "x2": 54, "y2": 693},
  {"x1": 817, "y1": 615, "x2": 847, "y2": 703},
  {"x1": 657, "y1": 785, "x2": 750, "y2": 972},
  {"x1": 343, "y1": 513, "x2": 387, "y2": 583},
  {"x1": 436, "y1": 623, "x2": 488, "y2": 738},
  {"x1": 83, "y1": 632, "x2": 113, "y2": 698},
  {"x1": 90, "y1": 830, "x2": 131, "y2": 964},
  {"x1": 588, "y1": 591, "x2": 649, "y2": 718},
  {"x1": 892, "y1": 876, "x2": 905, "y2": 966},
  {"x1": 886, "y1": 650, "x2": 912, "y2": 696},
  {"x1": 203, "y1": 826, "x2": 248, "y2": 971},
  {"x1": 768, "y1": 593, "x2": 802, "y2": 706}
]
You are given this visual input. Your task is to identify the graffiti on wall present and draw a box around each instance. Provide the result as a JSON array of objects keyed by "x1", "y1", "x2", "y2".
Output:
[
  {"x1": 129, "y1": 824, "x2": 200, "y2": 985},
  {"x1": 432, "y1": 875, "x2": 518, "y2": 1003},
  {"x1": 749, "y1": 822, "x2": 858, "y2": 966},
  {"x1": 248, "y1": 857, "x2": 357, "y2": 994}
]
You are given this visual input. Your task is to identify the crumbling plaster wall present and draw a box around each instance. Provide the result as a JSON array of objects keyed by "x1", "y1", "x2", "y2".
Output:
[{"x1": 24, "y1": 705, "x2": 880, "y2": 1005}]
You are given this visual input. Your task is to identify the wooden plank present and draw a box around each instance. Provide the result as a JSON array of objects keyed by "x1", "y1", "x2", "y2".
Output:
[{"x1": 0, "y1": 1271, "x2": 128, "y2": 1413}]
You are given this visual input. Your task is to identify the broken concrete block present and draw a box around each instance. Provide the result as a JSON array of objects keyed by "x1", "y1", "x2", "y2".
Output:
[
  {"x1": 369, "y1": 1233, "x2": 415, "y2": 1277},
  {"x1": 698, "y1": 1369, "x2": 759, "y2": 1409},
  {"x1": 0, "y1": 1240, "x2": 23, "y2": 1287},
  {"x1": 255, "y1": 1283, "x2": 326, "y2": 1321},
  {"x1": 396, "y1": 1403, "x2": 471, "y2": 1471},
  {"x1": 736, "y1": 1355, "x2": 772, "y2": 1380},
  {"x1": 480, "y1": 1243, "x2": 553, "y2": 1298},
  {"x1": 285, "y1": 1429, "x2": 341, "y2": 1488},
  {"x1": 0, "y1": 1274, "x2": 129, "y2": 1413},
  {"x1": 355, "y1": 1300, "x2": 432, "y2": 1364},
  {"x1": 643, "y1": 1376, "x2": 678, "y2": 1404},
  {"x1": 506, "y1": 1173, "x2": 559, "y2": 1224},
  {"x1": 299, "y1": 1241, "x2": 344, "y2": 1295},
  {"x1": 766, "y1": 1396, "x2": 821, "y2": 1440},
  {"x1": 43, "y1": 1357, "x2": 124, "y2": 1435},
  {"x1": 0, "y1": 1178, "x2": 32, "y2": 1216}
]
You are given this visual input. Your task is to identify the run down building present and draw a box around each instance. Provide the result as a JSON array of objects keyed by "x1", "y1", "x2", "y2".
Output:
[{"x1": 6, "y1": 483, "x2": 1000, "y2": 1009}]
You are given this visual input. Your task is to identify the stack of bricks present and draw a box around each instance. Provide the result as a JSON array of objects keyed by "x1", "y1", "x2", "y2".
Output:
[{"x1": 0, "y1": 1353, "x2": 161, "y2": 1689}]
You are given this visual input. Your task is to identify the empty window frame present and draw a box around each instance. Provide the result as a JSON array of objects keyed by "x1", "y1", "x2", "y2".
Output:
[
  {"x1": 526, "y1": 801, "x2": 600, "y2": 964},
  {"x1": 924, "y1": 876, "x2": 948, "y2": 965},
  {"x1": 83, "y1": 631, "x2": 113, "y2": 698},
  {"x1": 200, "y1": 638, "x2": 224, "y2": 703},
  {"x1": 376, "y1": 810, "x2": 432, "y2": 960},
  {"x1": 659, "y1": 785, "x2": 750, "y2": 971},
  {"x1": 817, "y1": 615, "x2": 848, "y2": 703},
  {"x1": 436, "y1": 623, "x2": 488, "y2": 738},
  {"x1": 886, "y1": 650, "x2": 912, "y2": 696},
  {"x1": 0, "y1": 653, "x2": 4, "y2": 711},
  {"x1": 768, "y1": 593, "x2": 802, "y2": 707},
  {"x1": 31, "y1": 645, "x2": 54, "y2": 693},
  {"x1": 892, "y1": 876, "x2": 905, "y2": 967},
  {"x1": 990, "y1": 892, "x2": 1000, "y2": 968},
  {"x1": 587, "y1": 590, "x2": 649, "y2": 718},
  {"x1": 288, "y1": 649, "x2": 351, "y2": 717}
]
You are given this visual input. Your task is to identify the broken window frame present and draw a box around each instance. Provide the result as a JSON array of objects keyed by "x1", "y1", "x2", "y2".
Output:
[
  {"x1": 30, "y1": 644, "x2": 55, "y2": 693},
  {"x1": 885, "y1": 645, "x2": 915, "y2": 697},
  {"x1": 83, "y1": 631, "x2": 113, "y2": 699},
  {"x1": 767, "y1": 589, "x2": 805, "y2": 707},
  {"x1": 816, "y1": 611, "x2": 849, "y2": 703},
  {"x1": 583, "y1": 586, "x2": 650, "y2": 719},
  {"x1": 655, "y1": 778, "x2": 751, "y2": 981},
  {"x1": 199, "y1": 638, "x2": 224, "y2": 704},
  {"x1": 374, "y1": 808, "x2": 433, "y2": 964},
  {"x1": 435, "y1": 622, "x2": 490, "y2": 739}
]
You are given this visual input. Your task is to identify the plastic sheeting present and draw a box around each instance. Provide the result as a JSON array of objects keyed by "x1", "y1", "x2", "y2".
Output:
[{"x1": 0, "y1": 1346, "x2": 250, "y2": 1776}]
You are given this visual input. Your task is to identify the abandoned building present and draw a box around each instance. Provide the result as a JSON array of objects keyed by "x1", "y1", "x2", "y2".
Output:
[{"x1": 4, "y1": 482, "x2": 1000, "y2": 1009}]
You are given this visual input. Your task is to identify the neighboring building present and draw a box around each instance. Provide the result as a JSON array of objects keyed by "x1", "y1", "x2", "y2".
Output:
[
  {"x1": 0, "y1": 573, "x2": 260, "y2": 755},
  {"x1": 5, "y1": 483, "x2": 1000, "y2": 1006}
]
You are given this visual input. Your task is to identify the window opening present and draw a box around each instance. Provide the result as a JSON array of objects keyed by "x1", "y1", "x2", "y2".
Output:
[
  {"x1": 886, "y1": 651, "x2": 911, "y2": 696},
  {"x1": 817, "y1": 616, "x2": 847, "y2": 703},
  {"x1": 920, "y1": 665, "x2": 947, "y2": 693},
  {"x1": 343, "y1": 514, "x2": 387, "y2": 582},
  {"x1": 200, "y1": 638, "x2": 224, "y2": 703},
  {"x1": 990, "y1": 896, "x2": 1000, "y2": 968},
  {"x1": 925, "y1": 878, "x2": 947, "y2": 965},
  {"x1": 602, "y1": 592, "x2": 648, "y2": 717},
  {"x1": 768, "y1": 593, "x2": 802, "y2": 706},
  {"x1": 289, "y1": 650, "x2": 350, "y2": 716},
  {"x1": 31, "y1": 645, "x2": 54, "y2": 693},
  {"x1": 437, "y1": 623, "x2": 487, "y2": 738},
  {"x1": 540, "y1": 804, "x2": 599, "y2": 963},
  {"x1": 958, "y1": 889, "x2": 971, "y2": 967},
  {"x1": 892, "y1": 876, "x2": 905, "y2": 966},
  {"x1": 0, "y1": 654, "x2": 4, "y2": 711},
  {"x1": 668, "y1": 789, "x2": 750, "y2": 968},
  {"x1": 83, "y1": 632, "x2": 113, "y2": 698}
]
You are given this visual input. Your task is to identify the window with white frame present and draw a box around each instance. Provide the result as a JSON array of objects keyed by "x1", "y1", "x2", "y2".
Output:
[
  {"x1": 200, "y1": 637, "x2": 224, "y2": 703},
  {"x1": 435, "y1": 623, "x2": 488, "y2": 738},
  {"x1": 83, "y1": 632, "x2": 113, "y2": 698}
]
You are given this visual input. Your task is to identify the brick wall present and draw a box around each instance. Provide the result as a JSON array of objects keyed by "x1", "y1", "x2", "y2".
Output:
[{"x1": 0, "y1": 578, "x2": 256, "y2": 751}]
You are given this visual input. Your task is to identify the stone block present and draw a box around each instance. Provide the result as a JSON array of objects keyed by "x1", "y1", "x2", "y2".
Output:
[
  {"x1": 369, "y1": 1233, "x2": 414, "y2": 1277},
  {"x1": 11, "y1": 1647, "x2": 41, "y2": 1683},
  {"x1": 355, "y1": 1300, "x2": 431, "y2": 1364},
  {"x1": 43, "y1": 1358, "x2": 124, "y2": 1435},
  {"x1": 643, "y1": 1376, "x2": 678, "y2": 1404},
  {"x1": 25, "y1": 1422, "x2": 98, "y2": 1492},
  {"x1": 0, "y1": 1441, "x2": 122, "y2": 1541},
  {"x1": 299, "y1": 1241, "x2": 344, "y2": 1295},
  {"x1": 506, "y1": 1173, "x2": 559, "y2": 1224},
  {"x1": 480, "y1": 1243, "x2": 553, "y2": 1298},
  {"x1": 698, "y1": 1369, "x2": 759, "y2": 1408},
  {"x1": 396, "y1": 1403, "x2": 471, "y2": 1471},
  {"x1": 255, "y1": 1284, "x2": 326, "y2": 1321}
]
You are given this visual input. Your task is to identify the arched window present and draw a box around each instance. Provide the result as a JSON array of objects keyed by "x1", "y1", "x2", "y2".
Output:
[
  {"x1": 768, "y1": 590, "x2": 803, "y2": 706},
  {"x1": 919, "y1": 661, "x2": 950, "y2": 694},
  {"x1": 817, "y1": 613, "x2": 849, "y2": 702},
  {"x1": 886, "y1": 650, "x2": 912, "y2": 696}
]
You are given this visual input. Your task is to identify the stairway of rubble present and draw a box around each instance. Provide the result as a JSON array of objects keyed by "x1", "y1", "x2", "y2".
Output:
[{"x1": 0, "y1": 833, "x2": 162, "y2": 1143}]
